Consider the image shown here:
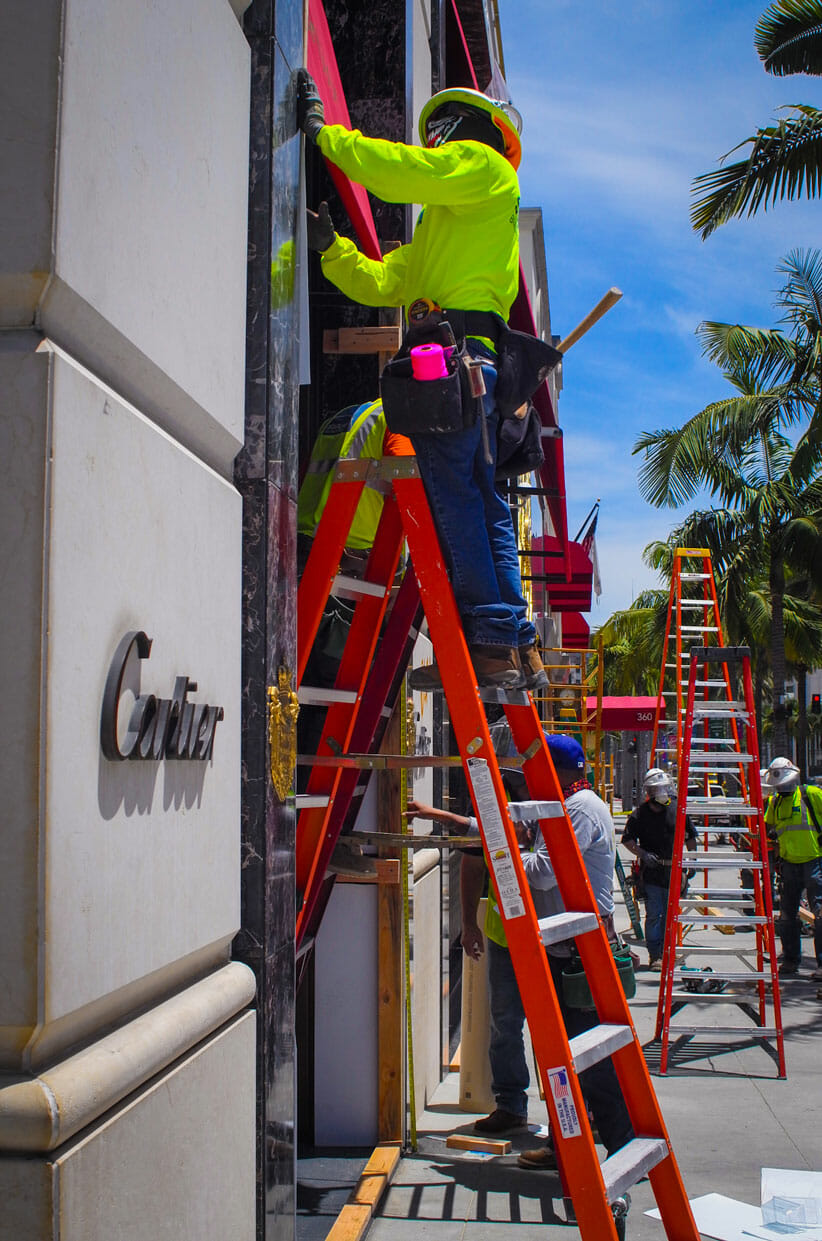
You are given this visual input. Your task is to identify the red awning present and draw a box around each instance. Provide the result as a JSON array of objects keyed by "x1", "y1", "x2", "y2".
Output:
[
  {"x1": 307, "y1": 0, "x2": 382, "y2": 260},
  {"x1": 527, "y1": 535, "x2": 593, "y2": 613},
  {"x1": 585, "y1": 696, "x2": 658, "y2": 731},
  {"x1": 561, "y1": 612, "x2": 590, "y2": 650}
]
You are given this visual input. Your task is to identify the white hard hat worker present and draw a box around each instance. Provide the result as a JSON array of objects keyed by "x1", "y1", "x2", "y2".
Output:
[
  {"x1": 643, "y1": 767, "x2": 673, "y2": 804},
  {"x1": 765, "y1": 756, "x2": 800, "y2": 794},
  {"x1": 418, "y1": 88, "x2": 523, "y2": 169}
]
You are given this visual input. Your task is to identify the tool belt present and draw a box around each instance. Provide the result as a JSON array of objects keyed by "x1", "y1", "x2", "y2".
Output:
[
  {"x1": 379, "y1": 303, "x2": 562, "y2": 438},
  {"x1": 379, "y1": 309, "x2": 481, "y2": 436}
]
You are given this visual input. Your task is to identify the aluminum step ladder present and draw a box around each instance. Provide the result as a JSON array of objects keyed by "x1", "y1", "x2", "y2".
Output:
[{"x1": 654, "y1": 645, "x2": 786, "y2": 1076}]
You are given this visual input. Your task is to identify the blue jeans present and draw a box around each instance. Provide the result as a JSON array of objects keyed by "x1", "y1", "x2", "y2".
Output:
[
  {"x1": 410, "y1": 344, "x2": 536, "y2": 650},
  {"x1": 778, "y1": 857, "x2": 822, "y2": 965},
  {"x1": 486, "y1": 941, "x2": 634, "y2": 1154},
  {"x1": 643, "y1": 882, "x2": 669, "y2": 960}
]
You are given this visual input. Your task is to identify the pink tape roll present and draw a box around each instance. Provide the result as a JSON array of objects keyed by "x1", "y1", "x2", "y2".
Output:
[{"x1": 410, "y1": 342, "x2": 449, "y2": 381}]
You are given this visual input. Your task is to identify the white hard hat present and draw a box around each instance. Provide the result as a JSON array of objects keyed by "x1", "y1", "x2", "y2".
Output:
[
  {"x1": 765, "y1": 756, "x2": 800, "y2": 793},
  {"x1": 643, "y1": 767, "x2": 672, "y2": 796}
]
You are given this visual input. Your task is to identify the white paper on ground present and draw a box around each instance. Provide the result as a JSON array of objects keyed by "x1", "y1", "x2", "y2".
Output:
[
  {"x1": 762, "y1": 1168, "x2": 822, "y2": 1228},
  {"x1": 645, "y1": 1193, "x2": 822, "y2": 1241}
]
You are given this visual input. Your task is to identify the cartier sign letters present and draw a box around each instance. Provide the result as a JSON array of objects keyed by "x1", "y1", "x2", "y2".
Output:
[{"x1": 100, "y1": 631, "x2": 223, "y2": 762}]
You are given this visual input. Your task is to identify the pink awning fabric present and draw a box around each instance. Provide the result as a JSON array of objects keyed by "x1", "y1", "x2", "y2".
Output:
[
  {"x1": 585, "y1": 697, "x2": 658, "y2": 731},
  {"x1": 307, "y1": 0, "x2": 382, "y2": 261},
  {"x1": 561, "y1": 612, "x2": 590, "y2": 650}
]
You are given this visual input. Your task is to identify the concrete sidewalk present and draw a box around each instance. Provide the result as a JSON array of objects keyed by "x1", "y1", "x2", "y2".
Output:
[{"x1": 364, "y1": 848, "x2": 822, "y2": 1240}]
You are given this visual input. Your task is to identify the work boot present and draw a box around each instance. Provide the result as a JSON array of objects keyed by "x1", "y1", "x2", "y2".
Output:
[
  {"x1": 409, "y1": 646, "x2": 524, "y2": 692},
  {"x1": 517, "y1": 1145, "x2": 556, "y2": 1170},
  {"x1": 519, "y1": 643, "x2": 548, "y2": 690},
  {"x1": 778, "y1": 959, "x2": 800, "y2": 977},
  {"x1": 473, "y1": 1108, "x2": 528, "y2": 1136}
]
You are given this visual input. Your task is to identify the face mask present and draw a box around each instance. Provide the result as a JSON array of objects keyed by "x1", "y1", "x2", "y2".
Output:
[{"x1": 650, "y1": 794, "x2": 671, "y2": 806}]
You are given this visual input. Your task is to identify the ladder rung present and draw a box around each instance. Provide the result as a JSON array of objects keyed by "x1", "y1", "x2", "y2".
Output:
[
  {"x1": 681, "y1": 897, "x2": 756, "y2": 907},
  {"x1": 332, "y1": 574, "x2": 388, "y2": 599},
  {"x1": 568, "y1": 1023, "x2": 633, "y2": 1074},
  {"x1": 679, "y1": 601, "x2": 714, "y2": 609},
  {"x1": 295, "y1": 794, "x2": 330, "y2": 809},
  {"x1": 667, "y1": 1025, "x2": 779, "y2": 1037},
  {"x1": 601, "y1": 1137, "x2": 669, "y2": 1204},
  {"x1": 508, "y1": 799, "x2": 565, "y2": 823},
  {"x1": 478, "y1": 685, "x2": 531, "y2": 705},
  {"x1": 683, "y1": 855, "x2": 762, "y2": 868},
  {"x1": 675, "y1": 915, "x2": 767, "y2": 926},
  {"x1": 674, "y1": 944, "x2": 762, "y2": 956},
  {"x1": 674, "y1": 969, "x2": 772, "y2": 981},
  {"x1": 679, "y1": 573, "x2": 711, "y2": 579},
  {"x1": 685, "y1": 888, "x2": 757, "y2": 898},
  {"x1": 537, "y1": 911, "x2": 598, "y2": 946},
  {"x1": 689, "y1": 753, "x2": 753, "y2": 762},
  {"x1": 298, "y1": 685, "x2": 358, "y2": 706},
  {"x1": 673, "y1": 626, "x2": 719, "y2": 634},
  {"x1": 669, "y1": 989, "x2": 763, "y2": 1002},
  {"x1": 686, "y1": 801, "x2": 758, "y2": 816}
]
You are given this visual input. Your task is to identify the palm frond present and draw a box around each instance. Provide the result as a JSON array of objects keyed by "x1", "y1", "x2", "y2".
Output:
[
  {"x1": 756, "y1": 0, "x2": 822, "y2": 76},
  {"x1": 691, "y1": 105, "x2": 822, "y2": 239},
  {"x1": 697, "y1": 321, "x2": 797, "y2": 385}
]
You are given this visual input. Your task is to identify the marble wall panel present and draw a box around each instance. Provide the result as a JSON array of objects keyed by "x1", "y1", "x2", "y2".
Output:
[{"x1": 237, "y1": 1, "x2": 302, "y2": 1236}]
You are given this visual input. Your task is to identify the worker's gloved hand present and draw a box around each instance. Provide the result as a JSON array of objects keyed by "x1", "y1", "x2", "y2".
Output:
[
  {"x1": 296, "y1": 68, "x2": 325, "y2": 143},
  {"x1": 307, "y1": 202, "x2": 335, "y2": 253},
  {"x1": 638, "y1": 848, "x2": 660, "y2": 866}
]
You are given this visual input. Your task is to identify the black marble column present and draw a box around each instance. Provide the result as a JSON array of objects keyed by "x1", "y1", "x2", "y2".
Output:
[{"x1": 234, "y1": 1, "x2": 302, "y2": 1238}]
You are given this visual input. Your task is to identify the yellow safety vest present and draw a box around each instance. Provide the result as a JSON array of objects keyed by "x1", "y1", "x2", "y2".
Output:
[
  {"x1": 297, "y1": 399, "x2": 387, "y2": 550},
  {"x1": 765, "y1": 786, "x2": 822, "y2": 864}
]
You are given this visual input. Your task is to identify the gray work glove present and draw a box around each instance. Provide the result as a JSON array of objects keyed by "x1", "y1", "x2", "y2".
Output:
[
  {"x1": 296, "y1": 68, "x2": 325, "y2": 143},
  {"x1": 638, "y1": 848, "x2": 661, "y2": 866},
  {"x1": 306, "y1": 202, "x2": 336, "y2": 253}
]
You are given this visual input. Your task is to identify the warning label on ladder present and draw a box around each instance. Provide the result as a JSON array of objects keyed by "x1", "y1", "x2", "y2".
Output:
[
  {"x1": 546, "y1": 1066, "x2": 582, "y2": 1139},
  {"x1": 467, "y1": 758, "x2": 526, "y2": 921}
]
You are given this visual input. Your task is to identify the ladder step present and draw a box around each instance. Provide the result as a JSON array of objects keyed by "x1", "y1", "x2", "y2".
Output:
[
  {"x1": 537, "y1": 911, "x2": 599, "y2": 946},
  {"x1": 693, "y1": 706, "x2": 748, "y2": 718},
  {"x1": 686, "y1": 801, "x2": 758, "y2": 816},
  {"x1": 601, "y1": 1137, "x2": 669, "y2": 1204},
  {"x1": 684, "y1": 888, "x2": 757, "y2": 898},
  {"x1": 681, "y1": 897, "x2": 757, "y2": 907},
  {"x1": 478, "y1": 685, "x2": 532, "y2": 705},
  {"x1": 674, "y1": 969, "x2": 772, "y2": 982},
  {"x1": 683, "y1": 855, "x2": 762, "y2": 868},
  {"x1": 674, "y1": 944, "x2": 763, "y2": 956},
  {"x1": 679, "y1": 572, "x2": 711, "y2": 579},
  {"x1": 689, "y1": 753, "x2": 754, "y2": 763},
  {"x1": 295, "y1": 794, "x2": 331, "y2": 809},
  {"x1": 568, "y1": 1023, "x2": 634, "y2": 1074},
  {"x1": 332, "y1": 573, "x2": 388, "y2": 599},
  {"x1": 673, "y1": 626, "x2": 719, "y2": 634},
  {"x1": 667, "y1": 1025, "x2": 779, "y2": 1037},
  {"x1": 676, "y1": 916, "x2": 767, "y2": 926},
  {"x1": 298, "y1": 685, "x2": 358, "y2": 706},
  {"x1": 508, "y1": 799, "x2": 565, "y2": 823}
]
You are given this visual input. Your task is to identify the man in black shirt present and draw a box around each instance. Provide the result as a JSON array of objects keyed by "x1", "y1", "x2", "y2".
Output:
[{"x1": 622, "y1": 768, "x2": 695, "y2": 970}]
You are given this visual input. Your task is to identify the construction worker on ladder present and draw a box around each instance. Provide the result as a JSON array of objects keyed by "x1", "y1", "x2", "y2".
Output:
[
  {"x1": 763, "y1": 756, "x2": 822, "y2": 978},
  {"x1": 297, "y1": 397, "x2": 411, "y2": 577},
  {"x1": 296, "y1": 71, "x2": 551, "y2": 693}
]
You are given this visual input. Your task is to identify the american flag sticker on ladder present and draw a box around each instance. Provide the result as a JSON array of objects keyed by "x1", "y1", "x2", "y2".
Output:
[{"x1": 546, "y1": 1067, "x2": 581, "y2": 1139}]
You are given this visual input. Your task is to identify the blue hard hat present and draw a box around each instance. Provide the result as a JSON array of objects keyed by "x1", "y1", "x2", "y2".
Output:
[{"x1": 544, "y1": 733, "x2": 585, "y2": 771}]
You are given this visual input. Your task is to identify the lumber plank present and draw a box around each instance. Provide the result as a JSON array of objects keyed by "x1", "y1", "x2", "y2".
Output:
[{"x1": 446, "y1": 1133, "x2": 511, "y2": 1154}]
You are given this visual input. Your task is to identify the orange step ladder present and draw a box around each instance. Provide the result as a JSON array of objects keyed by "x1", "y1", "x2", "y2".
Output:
[
  {"x1": 295, "y1": 455, "x2": 701, "y2": 1239},
  {"x1": 654, "y1": 645, "x2": 785, "y2": 1076}
]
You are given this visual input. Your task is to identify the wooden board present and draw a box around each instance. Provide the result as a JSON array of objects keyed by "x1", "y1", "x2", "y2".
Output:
[
  {"x1": 325, "y1": 1144, "x2": 401, "y2": 1241},
  {"x1": 323, "y1": 326, "x2": 402, "y2": 355},
  {"x1": 446, "y1": 1133, "x2": 511, "y2": 1155}
]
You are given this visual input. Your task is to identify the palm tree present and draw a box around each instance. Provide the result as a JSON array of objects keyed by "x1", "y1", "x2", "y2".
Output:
[
  {"x1": 691, "y1": 1, "x2": 822, "y2": 238},
  {"x1": 595, "y1": 589, "x2": 669, "y2": 696},
  {"x1": 633, "y1": 341, "x2": 822, "y2": 754}
]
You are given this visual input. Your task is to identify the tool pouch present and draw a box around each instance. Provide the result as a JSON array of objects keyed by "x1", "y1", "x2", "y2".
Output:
[
  {"x1": 561, "y1": 940, "x2": 637, "y2": 1010},
  {"x1": 494, "y1": 328, "x2": 563, "y2": 419},
  {"x1": 495, "y1": 401, "x2": 545, "y2": 481},
  {"x1": 380, "y1": 318, "x2": 478, "y2": 436}
]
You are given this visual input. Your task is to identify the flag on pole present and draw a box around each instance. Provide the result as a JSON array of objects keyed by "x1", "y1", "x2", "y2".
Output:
[{"x1": 579, "y1": 504, "x2": 602, "y2": 602}]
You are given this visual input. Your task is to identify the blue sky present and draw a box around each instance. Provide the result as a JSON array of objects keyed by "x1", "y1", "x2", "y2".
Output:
[{"x1": 497, "y1": 0, "x2": 820, "y2": 622}]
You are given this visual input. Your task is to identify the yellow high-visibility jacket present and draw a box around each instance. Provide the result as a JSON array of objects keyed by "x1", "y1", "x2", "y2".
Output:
[
  {"x1": 316, "y1": 124, "x2": 520, "y2": 320},
  {"x1": 765, "y1": 785, "x2": 822, "y2": 864}
]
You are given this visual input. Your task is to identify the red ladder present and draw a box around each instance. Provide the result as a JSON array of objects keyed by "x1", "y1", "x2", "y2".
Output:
[
  {"x1": 654, "y1": 645, "x2": 785, "y2": 1076},
  {"x1": 295, "y1": 456, "x2": 701, "y2": 1238}
]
